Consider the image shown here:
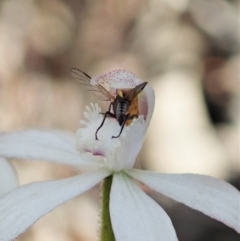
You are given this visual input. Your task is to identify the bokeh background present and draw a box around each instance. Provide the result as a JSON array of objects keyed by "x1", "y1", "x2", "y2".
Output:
[{"x1": 0, "y1": 0, "x2": 239, "y2": 240}]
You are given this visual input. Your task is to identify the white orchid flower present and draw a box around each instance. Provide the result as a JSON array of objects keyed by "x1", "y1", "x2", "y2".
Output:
[{"x1": 0, "y1": 70, "x2": 239, "y2": 241}]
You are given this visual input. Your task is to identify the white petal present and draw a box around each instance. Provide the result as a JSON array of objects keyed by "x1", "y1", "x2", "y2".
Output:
[
  {"x1": 0, "y1": 130, "x2": 100, "y2": 167},
  {"x1": 110, "y1": 173, "x2": 178, "y2": 241},
  {"x1": 142, "y1": 85, "x2": 155, "y2": 133},
  {"x1": 0, "y1": 158, "x2": 18, "y2": 196},
  {"x1": 0, "y1": 168, "x2": 110, "y2": 241},
  {"x1": 128, "y1": 169, "x2": 240, "y2": 233},
  {"x1": 111, "y1": 117, "x2": 146, "y2": 170}
]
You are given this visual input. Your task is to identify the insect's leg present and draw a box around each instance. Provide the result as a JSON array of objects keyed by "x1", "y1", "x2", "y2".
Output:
[
  {"x1": 99, "y1": 102, "x2": 112, "y2": 115},
  {"x1": 95, "y1": 112, "x2": 108, "y2": 140},
  {"x1": 112, "y1": 121, "x2": 126, "y2": 139},
  {"x1": 95, "y1": 103, "x2": 115, "y2": 140},
  {"x1": 99, "y1": 112, "x2": 115, "y2": 118},
  {"x1": 111, "y1": 114, "x2": 129, "y2": 139},
  {"x1": 111, "y1": 114, "x2": 139, "y2": 139}
]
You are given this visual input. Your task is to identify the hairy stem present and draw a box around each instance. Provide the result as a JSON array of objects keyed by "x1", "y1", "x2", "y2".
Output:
[{"x1": 100, "y1": 175, "x2": 115, "y2": 241}]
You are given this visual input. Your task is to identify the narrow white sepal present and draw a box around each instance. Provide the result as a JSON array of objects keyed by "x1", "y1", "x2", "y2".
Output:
[
  {"x1": 127, "y1": 169, "x2": 240, "y2": 233},
  {"x1": 110, "y1": 173, "x2": 178, "y2": 241},
  {"x1": 0, "y1": 158, "x2": 18, "y2": 196},
  {"x1": 0, "y1": 168, "x2": 110, "y2": 241},
  {"x1": 0, "y1": 130, "x2": 100, "y2": 167}
]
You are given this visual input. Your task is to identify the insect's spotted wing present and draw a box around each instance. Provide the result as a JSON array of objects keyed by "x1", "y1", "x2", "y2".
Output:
[{"x1": 71, "y1": 68, "x2": 114, "y2": 101}]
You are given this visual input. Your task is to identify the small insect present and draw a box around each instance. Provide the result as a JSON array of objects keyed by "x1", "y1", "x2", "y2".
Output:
[{"x1": 71, "y1": 68, "x2": 147, "y2": 140}]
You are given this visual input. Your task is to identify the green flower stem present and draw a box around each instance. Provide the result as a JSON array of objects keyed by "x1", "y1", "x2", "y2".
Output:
[{"x1": 100, "y1": 175, "x2": 115, "y2": 241}]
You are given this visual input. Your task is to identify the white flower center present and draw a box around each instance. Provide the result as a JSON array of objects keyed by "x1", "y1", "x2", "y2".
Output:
[
  {"x1": 76, "y1": 103, "x2": 146, "y2": 171},
  {"x1": 76, "y1": 103, "x2": 123, "y2": 157}
]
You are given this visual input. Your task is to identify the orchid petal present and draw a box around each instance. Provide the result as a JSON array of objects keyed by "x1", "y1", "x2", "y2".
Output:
[
  {"x1": 0, "y1": 130, "x2": 101, "y2": 167},
  {"x1": 0, "y1": 168, "x2": 110, "y2": 241},
  {"x1": 111, "y1": 117, "x2": 146, "y2": 170},
  {"x1": 110, "y1": 173, "x2": 178, "y2": 241},
  {"x1": 142, "y1": 85, "x2": 155, "y2": 133},
  {"x1": 127, "y1": 169, "x2": 240, "y2": 233},
  {"x1": 0, "y1": 158, "x2": 18, "y2": 196}
]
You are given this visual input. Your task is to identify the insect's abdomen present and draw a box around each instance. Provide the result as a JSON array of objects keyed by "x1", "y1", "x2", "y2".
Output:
[
  {"x1": 116, "y1": 101, "x2": 129, "y2": 126},
  {"x1": 125, "y1": 97, "x2": 139, "y2": 126}
]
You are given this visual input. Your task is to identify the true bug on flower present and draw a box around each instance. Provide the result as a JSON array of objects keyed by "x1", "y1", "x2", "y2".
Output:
[{"x1": 71, "y1": 68, "x2": 148, "y2": 140}]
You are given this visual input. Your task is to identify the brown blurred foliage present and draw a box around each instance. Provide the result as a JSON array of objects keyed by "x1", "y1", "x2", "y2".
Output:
[{"x1": 0, "y1": 0, "x2": 239, "y2": 240}]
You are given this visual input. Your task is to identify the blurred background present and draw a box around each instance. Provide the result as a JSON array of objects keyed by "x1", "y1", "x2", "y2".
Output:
[{"x1": 0, "y1": 0, "x2": 239, "y2": 240}]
